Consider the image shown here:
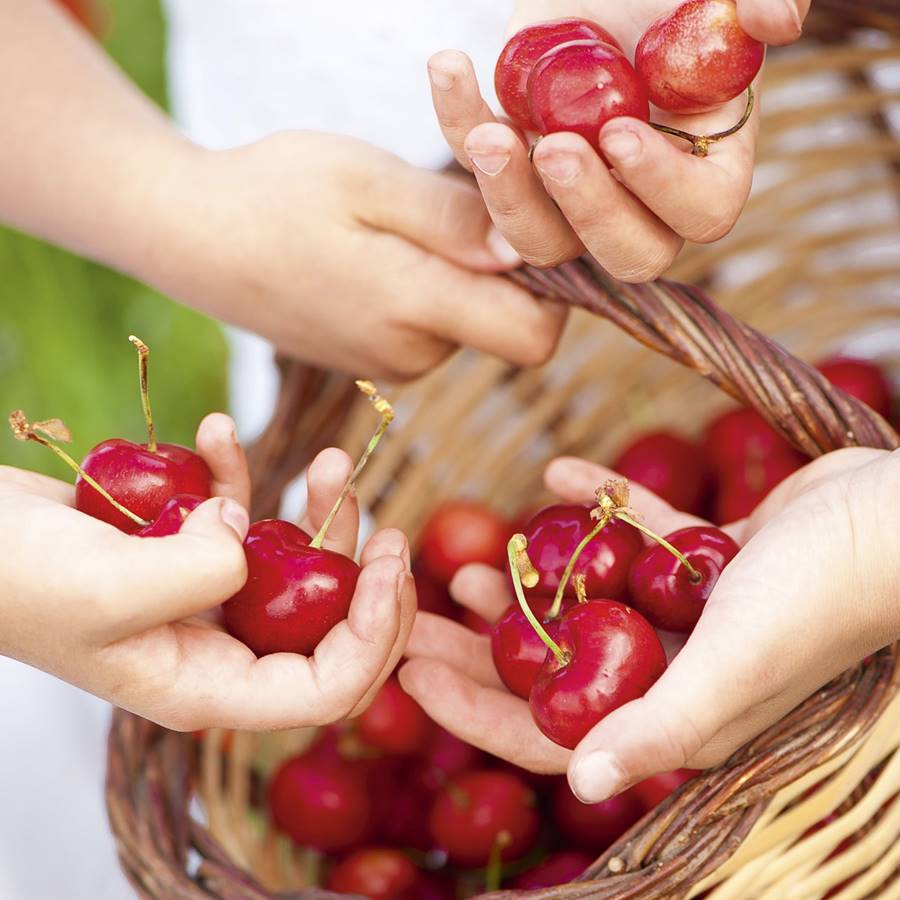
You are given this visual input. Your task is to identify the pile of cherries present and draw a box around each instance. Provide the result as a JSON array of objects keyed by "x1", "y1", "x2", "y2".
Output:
[{"x1": 494, "y1": 0, "x2": 764, "y2": 155}]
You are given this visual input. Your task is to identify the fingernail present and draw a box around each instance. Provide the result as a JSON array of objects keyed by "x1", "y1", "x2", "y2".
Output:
[
  {"x1": 782, "y1": 0, "x2": 803, "y2": 33},
  {"x1": 535, "y1": 152, "x2": 581, "y2": 185},
  {"x1": 600, "y1": 128, "x2": 643, "y2": 166},
  {"x1": 468, "y1": 150, "x2": 511, "y2": 177},
  {"x1": 220, "y1": 499, "x2": 249, "y2": 541},
  {"x1": 569, "y1": 751, "x2": 628, "y2": 803},
  {"x1": 486, "y1": 227, "x2": 522, "y2": 267},
  {"x1": 429, "y1": 65, "x2": 454, "y2": 92}
]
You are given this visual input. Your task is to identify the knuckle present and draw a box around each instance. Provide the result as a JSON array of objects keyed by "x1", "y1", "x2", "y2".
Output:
[{"x1": 516, "y1": 328, "x2": 559, "y2": 368}]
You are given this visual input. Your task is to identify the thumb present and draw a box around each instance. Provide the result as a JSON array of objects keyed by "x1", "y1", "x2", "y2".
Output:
[
  {"x1": 99, "y1": 497, "x2": 249, "y2": 640},
  {"x1": 360, "y1": 159, "x2": 522, "y2": 272},
  {"x1": 737, "y1": 0, "x2": 811, "y2": 45}
]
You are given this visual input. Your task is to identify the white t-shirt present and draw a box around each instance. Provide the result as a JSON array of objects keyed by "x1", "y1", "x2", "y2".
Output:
[{"x1": 0, "y1": 3, "x2": 509, "y2": 898}]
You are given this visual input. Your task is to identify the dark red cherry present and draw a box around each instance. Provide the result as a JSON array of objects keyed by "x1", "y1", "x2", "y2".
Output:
[
  {"x1": 817, "y1": 356, "x2": 892, "y2": 419},
  {"x1": 714, "y1": 453, "x2": 803, "y2": 523},
  {"x1": 136, "y1": 493, "x2": 204, "y2": 538},
  {"x1": 530, "y1": 600, "x2": 667, "y2": 749},
  {"x1": 326, "y1": 848, "x2": 420, "y2": 900},
  {"x1": 702, "y1": 407, "x2": 797, "y2": 474},
  {"x1": 495, "y1": 18, "x2": 622, "y2": 132},
  {"x1": 628, "y1": 526, "x2": 740, "y2": 632},
  {"x1": 357, "y1": 677, "x2": 434, "y2": 756},
  {"x1": 630, "y1": 769, "x2": 698, "y2": 810},
  {"x1": 613, "y1": 431, "x2": 709, "y2": 514},
  {"x1": 413, "y1": 566, "x2": 457, "y2": 619},
  {"x1": 222, "y1": 519, "x2": 359, "y2": 657},
  {"x1": 428, "y1": 770, "x2": 540, "y2": 868},
  {"x1": 419, "y1": 501, "x2": 510, "y2": 585},
  {"x1": 522, "y1": 505, "x2": 643, "y2": 601},
  {"x1": 635, "y1": 0, "x2": 764, "y2": 114},
  {"x1": 511, "y1": 851, "x2": 593, "y2": 889},
  {"x1": 75, "y1": 439, "x2": 211, "y2": 534},
  {"x1": 267, "y1": 752, "x2": 374, "y2": 853},
  {"x1": 527, "y1": 40, "x2": 650, "y2": 148},
  {"x1": 420, "y1": 727, "x2": 485, "y2": 791},
  {"x1": 552, "y1": 779, "x2": 644, "y2": 853},
  {"x1": 491, "y1": 598, "x2": 559, "y2": 699},
  {"x1": 461, "y1": 607, "x2": 492, "y2": 635}
]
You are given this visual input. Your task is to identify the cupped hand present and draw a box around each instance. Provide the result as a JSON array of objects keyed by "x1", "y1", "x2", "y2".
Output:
[
  {"x1": 1, "y1": 413, "x2": 415, "y2": 731},
  {"x1": 426, "y1": 0, "x2": 811, "y2": 281},
  {"x1": 401, "y1": 443, "x2": 900, "y2": 803}
]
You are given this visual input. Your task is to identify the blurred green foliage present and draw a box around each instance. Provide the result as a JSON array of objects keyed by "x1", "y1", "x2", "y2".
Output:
[{"x1": 0, "y1": 0, "x2": 227, "y2": 478}]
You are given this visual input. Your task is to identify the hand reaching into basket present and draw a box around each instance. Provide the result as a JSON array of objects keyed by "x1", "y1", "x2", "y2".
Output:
[
  {"x1": 0, "y1": 413, "x2": 414, "y2": 731},
  {"x1": 428, "y1": 0, "x2": 811, "y2": 281},
  {"x1": 401, "y1": 444, "x2": 900, "y2": 801}
]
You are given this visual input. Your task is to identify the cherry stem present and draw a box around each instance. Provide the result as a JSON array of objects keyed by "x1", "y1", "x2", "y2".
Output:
[
  {"x1": 128, "y1": 336, "x2": 156, "y2": 453},
  {"x1": 309, "y1": 380, "x2": 394, "y2": 550},
  {"x1": 615, "y1": 511, "x2": 702, "y2": 583},
  {"x1": 485, "y1": 830, "x2": 512, "y2": 893},
  {"x1": 508, "y1": 535, "x2": 567, "y2": 666},
  {"x1": 548, "y1": 515, "x2": 610, "y2": 620},
  {"x1": 573, "y1": 573, "x2": 588, "y2": 605},
  {"x1": 650, "y1": 85, "x2": 755, "y2": 158}
]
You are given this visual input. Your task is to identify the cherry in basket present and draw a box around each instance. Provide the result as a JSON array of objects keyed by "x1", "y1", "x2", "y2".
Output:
[
  {"x1": 326, "y1": 847, "x2": 421, "y2": 900},
  {"x1": 552, "y1": 778, "x2": 644, "y2": 853},
  {"x1": 817, "y1": 356, "x2": 893, "y2": 419},
  {"x1": 511, "y1": 851, "x2": 593, "y2": 889}
]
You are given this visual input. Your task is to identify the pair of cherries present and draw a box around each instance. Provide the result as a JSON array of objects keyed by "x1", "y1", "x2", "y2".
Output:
[
  {"x1": 492, "y1": 484, "x2": 739, "y2": 749},
  {"x1": 494, "y1": 0, "x2": 764, "y2": 152},
  {"x1": 14, "y1": 336, "x2": 385, "y2": 659}
]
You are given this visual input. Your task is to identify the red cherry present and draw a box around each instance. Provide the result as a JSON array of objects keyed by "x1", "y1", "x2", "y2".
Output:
[
  {"x1": 495, "y1": 18, "x2": 622, "y2": 132},
  {"x1": 377, "y1": 767, "x2": 435, "y2": 851},
  {"x1": 491, "y1": 598, "x2": 559, "y2": 699},
  {"x1": 613, "y1": 431, "x2": 709, "y2": 514},
  {"x1": 357, "y1": 677, "x2": 434, "y2": 756},
  {"x1": 75, "y1": 439, "x2": 211, "y2": 534},
  {"x1": 222, "y1": 519, "x2": 359, "y2": 657},
  {"x1": 267, "y1": 753, "x2": 374, "y2": 853},
  {"x1": 527, "y1": 40, "x2": 649, "y2": 148},
  {"x1": 628, "y1": 526, "x2": 740, "y2": 632},
  {"x1": 428, "y1": 770, "x2": 540, "y2": 867},
  {"x1": 817, "y1": 356, "x2": 893, "y2": 419},
  {"x1": 511, "y1": 851, "x2": 593, "y2": 889},
  {"x1": 635, "y1": 0, "x2": 764, "y2": 114},
  {"x1": 703, "y1": 407, "x2": 799, "y2": 473},
  {"x1": 327, "y1": 848, "x2": 420, "y2": 900},
  {"x1": 530, "y1": 600, "x2": 667, "y2": 749},
  {"x1": 552, "y1": 779, "x2": 644, "y2": 853},
  {"x1": 420, "y1": 727, "x2": 486, "y2": 791},
  {"x1": 419, "y1": 501, "x2": 510, "y2": 585},
  {"x1": 522, "y1": 505, "x2": 643, "y2": 601},
  {"x1": 630, "y1": 769, "x2": 698, "y2": 810},
  {"x1": 461, "y1": 607, "x2": 492, "y2": 635},
  {"x1": 714, "y1": 453, "x2": 802, "y2": 523},
  {"x1": 413, "y1": 566, "x2": 457, "y2": 619},
  {"x1": 135, "y1": 493, "x2": 205, "y2": 537}
]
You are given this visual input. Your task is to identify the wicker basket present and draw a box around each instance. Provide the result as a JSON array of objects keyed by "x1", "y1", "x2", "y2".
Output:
[{"x1": 106, "y1": 3, "x2": 900, "y2": 898}]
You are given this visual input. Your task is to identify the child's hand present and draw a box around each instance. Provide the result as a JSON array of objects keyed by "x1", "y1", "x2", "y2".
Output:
[
  {"x1": 401, "y1": 444, "x2": 900, "y2": 802},
  {"x1": 427, "y1": 0, "x2": 810, "y2": 282},
  {"x1": 1, "y1": 414, "x2": 414, "y2": 731}
]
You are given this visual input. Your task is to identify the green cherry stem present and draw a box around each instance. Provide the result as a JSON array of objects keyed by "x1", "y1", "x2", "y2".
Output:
[
  {"x1": 548, "y1": 514, "x2": 611, "y2": 620},
  {"x1": 508, "y1": 534, "x2": 567, "y2": 666},
  {"x1": 128, "y1": 335, "x2": 157, "y2": 453},
  {"x1": 309, "y1": 380, "x2": 394, "y2": 550},
  {"x1": 615, "y1": 511, "x2": 702, "y2": 584},
  {"x1": 485, "y1": 830, "x2": 512, "y2": 893}
]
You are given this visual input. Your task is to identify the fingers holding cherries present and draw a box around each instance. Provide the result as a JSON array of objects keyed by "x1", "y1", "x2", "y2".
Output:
[{"x1": 428, "y1": 0, "x2": 800, "y2": 280}]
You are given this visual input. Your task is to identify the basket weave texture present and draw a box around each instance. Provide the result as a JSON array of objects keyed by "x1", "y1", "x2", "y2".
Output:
[{"x1": 107, "y1": 4, "x2": 900, "y2": 898}]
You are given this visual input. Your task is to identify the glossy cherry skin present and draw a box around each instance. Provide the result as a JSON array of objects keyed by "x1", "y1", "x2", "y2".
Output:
[
  {"x1": 222, "y1": 519, "x2": 359, "y2": 657},
  {"x1": 530, "y1": 600, "x2": 667, "y2": 749},
  {"x1": 522, "y1": 505, "x2": 644, "y2": 601},
  {"x1": 326, "y1": 848, "x2": 420, "y2": 899},
  {"x1": 267, "y1": 753, "x2": 374, "y2": 853},
  {"x1": 428, "y1": 770, "x2": 540, "y2": 868},
  {"x1": 357, "y1": 677, "x2": 434, "y2": 756},
  {"x1": 418, "y1": 501, "x2": 510, "y2": 585},
  {"x1": 613, "y1": 430, "x2": 709, "y2": 514},
  {"x1": 817, "y1": 356, "x2": 893, "y2": 419},
  {"x1": 76, "y1": 439, "x2": 211, "y2": 534},
  {"x1": 528, "y1": 40, "x2": 650, "y2": 148},
  {"x1": 702, "y1": 407, "x2": 798, "y2": 474},
  {"x1": 491, "y1": 598, "x2": 559, "y2": 699},
  {"x1": 552, "y1": 779, "x2": 644, "y2": 853},
  {"x1": 136, "y1": 494, "x2": 204, "y2": 538},
  {"x1": 512, "y1": 851, "x2": 592, "y2": 889},
  {"x1": 628, "y1": 526, "x2": 740, "y2": 632},
  {"x1": 495, "y1": 18, "x2": 622, "y2": 132},
  {"x1": 630, "y1": 769, "x2": 698, "y2": 810},
  {"x1": 635, "y1": 0, "x2": 764, "y2": 114},
  {"x1": 714, "y1": 452, "x2": 803, "y2": 523}
]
